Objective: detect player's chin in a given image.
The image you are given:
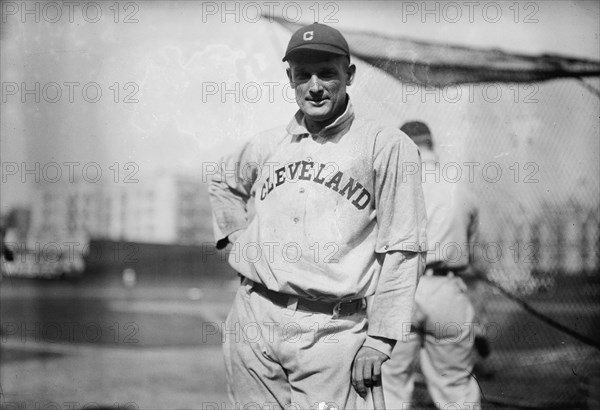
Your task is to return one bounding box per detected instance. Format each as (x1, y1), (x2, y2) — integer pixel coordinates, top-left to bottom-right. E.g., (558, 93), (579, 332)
(302, 104), (333, 122)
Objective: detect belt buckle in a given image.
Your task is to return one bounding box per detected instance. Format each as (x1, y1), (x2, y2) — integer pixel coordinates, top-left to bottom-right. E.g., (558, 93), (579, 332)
(332, 301), (343, 318)
(333, 299), (364, 318)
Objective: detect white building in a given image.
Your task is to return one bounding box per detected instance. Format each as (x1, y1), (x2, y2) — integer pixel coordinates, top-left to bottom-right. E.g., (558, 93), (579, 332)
(27, 172), (211, 247)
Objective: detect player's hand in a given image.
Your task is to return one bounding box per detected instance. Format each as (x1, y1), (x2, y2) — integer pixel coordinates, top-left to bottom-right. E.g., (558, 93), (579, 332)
(351, 346), (389, 399)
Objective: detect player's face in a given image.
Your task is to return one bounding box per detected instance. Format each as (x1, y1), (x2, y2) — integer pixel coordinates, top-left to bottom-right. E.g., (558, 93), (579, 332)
(287, 55), (356, 129)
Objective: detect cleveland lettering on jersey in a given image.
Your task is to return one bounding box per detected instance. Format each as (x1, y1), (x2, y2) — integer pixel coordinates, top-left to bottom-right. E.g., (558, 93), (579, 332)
(259, 160), (371, 210)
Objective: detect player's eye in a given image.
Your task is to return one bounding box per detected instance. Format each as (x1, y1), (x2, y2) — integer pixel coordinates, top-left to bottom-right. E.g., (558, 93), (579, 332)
(319, 70), (337, 78)
(293, 71), (310, 81)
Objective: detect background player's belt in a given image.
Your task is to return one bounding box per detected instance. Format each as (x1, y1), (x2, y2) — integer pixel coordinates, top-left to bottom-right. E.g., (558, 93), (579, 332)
(250, 281), (365, 317)
(429, 268), (456, 277)
(425, 264), (467, 277)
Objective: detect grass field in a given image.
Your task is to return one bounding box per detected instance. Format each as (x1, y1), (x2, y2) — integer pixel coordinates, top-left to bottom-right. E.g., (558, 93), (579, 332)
(1, 275), (599, 409)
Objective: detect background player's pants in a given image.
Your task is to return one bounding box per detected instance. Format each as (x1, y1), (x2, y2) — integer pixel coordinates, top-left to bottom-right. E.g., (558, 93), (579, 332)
(223, 281), (369, 409)
(381, 275), (481, 410)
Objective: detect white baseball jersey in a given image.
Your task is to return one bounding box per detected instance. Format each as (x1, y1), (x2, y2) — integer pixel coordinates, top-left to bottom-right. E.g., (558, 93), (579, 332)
(210, 100), (428, 303)
(419, 149), (479, 269)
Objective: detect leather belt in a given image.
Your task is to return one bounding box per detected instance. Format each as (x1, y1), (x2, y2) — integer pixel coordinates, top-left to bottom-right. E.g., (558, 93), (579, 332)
(250, 281), (366, 317)
(425, 267), (462, 277)
(431, 268), (456, 277)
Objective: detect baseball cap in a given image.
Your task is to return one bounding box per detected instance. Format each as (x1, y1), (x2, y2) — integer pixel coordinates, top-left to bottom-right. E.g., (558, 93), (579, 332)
(282, 22), (350, 62)
(400, 121), (433, 148)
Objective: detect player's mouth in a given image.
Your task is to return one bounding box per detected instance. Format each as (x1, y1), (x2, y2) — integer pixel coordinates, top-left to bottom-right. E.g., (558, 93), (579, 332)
(306, 97), (329, 107)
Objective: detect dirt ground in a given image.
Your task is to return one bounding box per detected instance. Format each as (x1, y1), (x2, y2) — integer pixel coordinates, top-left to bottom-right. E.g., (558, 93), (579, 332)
(1, 277), (599, 409)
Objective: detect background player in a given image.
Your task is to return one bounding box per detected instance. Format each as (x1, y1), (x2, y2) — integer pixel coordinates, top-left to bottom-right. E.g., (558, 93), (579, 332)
(382, 121), (481, 409)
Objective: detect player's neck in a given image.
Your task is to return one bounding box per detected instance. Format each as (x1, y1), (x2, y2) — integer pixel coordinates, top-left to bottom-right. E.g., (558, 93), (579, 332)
(305, 96), (349, 134)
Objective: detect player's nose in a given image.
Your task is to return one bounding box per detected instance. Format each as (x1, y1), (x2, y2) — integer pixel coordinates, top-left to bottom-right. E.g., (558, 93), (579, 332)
(308, 74), (324, 93)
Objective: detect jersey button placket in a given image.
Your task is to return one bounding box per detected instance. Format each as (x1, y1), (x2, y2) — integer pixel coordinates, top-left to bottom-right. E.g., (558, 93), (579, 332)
(293, 187), (305, 224)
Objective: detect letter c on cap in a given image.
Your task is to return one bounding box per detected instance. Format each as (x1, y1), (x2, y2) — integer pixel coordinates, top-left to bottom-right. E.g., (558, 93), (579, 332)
(303, 31), (314, 41)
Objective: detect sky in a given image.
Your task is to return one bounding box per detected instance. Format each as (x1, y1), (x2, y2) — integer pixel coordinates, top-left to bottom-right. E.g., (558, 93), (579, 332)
(338, 1), (599, 60)
(1, 0), (599, 214)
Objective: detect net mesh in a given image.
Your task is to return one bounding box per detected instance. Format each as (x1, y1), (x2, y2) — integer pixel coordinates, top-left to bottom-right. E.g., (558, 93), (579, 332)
(359, 76), (600, 408)
(467, 79), (600, 404)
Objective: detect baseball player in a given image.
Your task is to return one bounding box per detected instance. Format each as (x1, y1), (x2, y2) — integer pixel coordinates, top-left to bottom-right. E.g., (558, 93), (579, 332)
(209, 23), (428, 408)
(381, 121), (481, 409)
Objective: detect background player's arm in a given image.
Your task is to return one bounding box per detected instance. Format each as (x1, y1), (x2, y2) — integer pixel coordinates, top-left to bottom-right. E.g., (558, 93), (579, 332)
(208, 141), (259, 249)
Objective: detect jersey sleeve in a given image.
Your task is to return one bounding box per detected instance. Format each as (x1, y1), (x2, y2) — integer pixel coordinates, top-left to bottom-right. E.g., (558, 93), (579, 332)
(367, 250), (425, 342)
(208, 138), (261, 249)
(373, 128), (428, 253)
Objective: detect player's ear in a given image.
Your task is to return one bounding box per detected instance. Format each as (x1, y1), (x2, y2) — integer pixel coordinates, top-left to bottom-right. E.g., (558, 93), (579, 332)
(346, 64), (356, 86)
(286, 67), (295, 89)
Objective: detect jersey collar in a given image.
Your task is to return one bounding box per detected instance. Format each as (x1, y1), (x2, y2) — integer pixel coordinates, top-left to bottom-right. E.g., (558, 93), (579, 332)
(286, 96), (355, 140)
